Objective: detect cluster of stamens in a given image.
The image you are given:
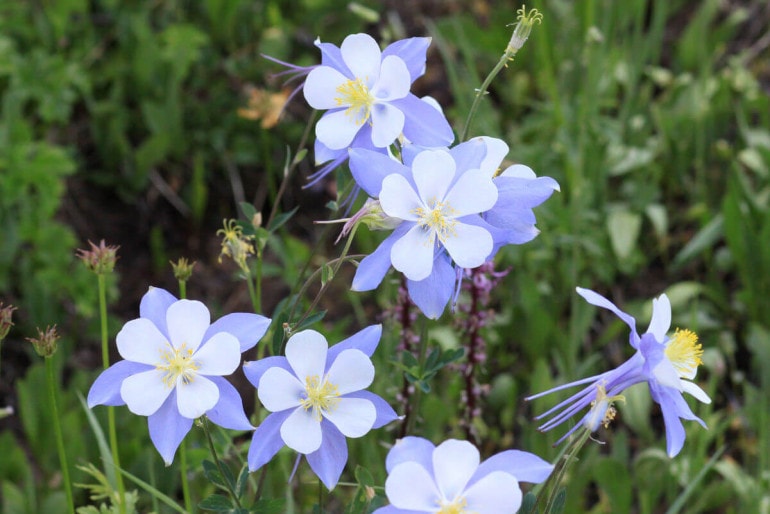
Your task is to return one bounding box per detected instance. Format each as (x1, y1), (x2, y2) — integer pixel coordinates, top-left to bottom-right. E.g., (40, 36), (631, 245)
(335, 78), (373, 125)
(664, 328), (703, 377)
(413, 199), (458, 243)
(300, 375), (340, 420)
(157, 343), (199, 388)
(437, 497), (472, 514)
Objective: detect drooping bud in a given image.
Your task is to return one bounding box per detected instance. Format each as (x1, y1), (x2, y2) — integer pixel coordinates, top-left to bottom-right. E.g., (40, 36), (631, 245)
(27, 325), (60, 358)
(0, 303), (16, 342)
(76, 240), (120, 275)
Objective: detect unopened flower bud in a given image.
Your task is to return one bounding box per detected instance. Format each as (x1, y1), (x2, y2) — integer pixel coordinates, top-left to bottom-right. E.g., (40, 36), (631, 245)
(0, 303), (16, 342)
(77, 240), (120, 275)
(27, 325), (60, 358)
(170, 258), (196, 283)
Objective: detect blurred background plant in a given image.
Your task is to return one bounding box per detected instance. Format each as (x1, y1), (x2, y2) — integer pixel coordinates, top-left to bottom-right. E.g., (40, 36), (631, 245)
(0, 0), (768, 512)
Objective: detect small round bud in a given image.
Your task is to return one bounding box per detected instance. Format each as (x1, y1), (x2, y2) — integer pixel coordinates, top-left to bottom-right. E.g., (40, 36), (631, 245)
(27, 325), (60, 358)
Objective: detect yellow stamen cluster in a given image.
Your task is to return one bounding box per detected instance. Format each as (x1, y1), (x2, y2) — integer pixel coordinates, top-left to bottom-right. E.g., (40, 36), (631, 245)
(587, 383), (625, 430)
(665, 328), (703, 377)
(157, 343), (199, 388)
(437, 497), (473, 514)
(300, 375), (340, 420)
(217, 219), (255, 274)
(413, 199), (458, 243)
(335, 78), (374, 125)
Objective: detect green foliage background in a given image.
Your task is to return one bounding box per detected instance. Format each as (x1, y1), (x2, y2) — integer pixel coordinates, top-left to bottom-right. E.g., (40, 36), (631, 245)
(1, 0), (769, 512)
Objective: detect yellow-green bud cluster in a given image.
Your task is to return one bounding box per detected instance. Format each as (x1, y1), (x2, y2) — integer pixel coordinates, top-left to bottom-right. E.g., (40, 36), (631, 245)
(170, 258), (196, 282)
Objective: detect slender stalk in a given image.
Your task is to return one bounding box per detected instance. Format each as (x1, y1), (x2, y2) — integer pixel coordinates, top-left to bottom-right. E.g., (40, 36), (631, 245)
(317, 479), (324, 513)
(459, 52), (511, 142)
(202, 418), (243, 510)
(404, 317), (430, 435)
(178, 440), (193, 513)
(535, 427), (592, 514)
(175, 279), (193, 513)
(46, 357), (75, 514)
(98, 274), (127, 514)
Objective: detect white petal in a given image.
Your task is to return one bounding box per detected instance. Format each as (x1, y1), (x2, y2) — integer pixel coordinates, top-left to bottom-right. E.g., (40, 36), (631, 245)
(340, 33), (381, 83)
(258, 367), (305, 411)
(390, 224), (436, 281)
(285, 330), (328, 381)
(370, 102), (405, 147)
(442, 223), (493, 268)
(681, 380), (712, 404)
(646, 294), (671, 342)
(372, 56), (410, 101)
(412, 150), (455, 205)
(304, 66), (351, 109)
(432, 440), (480, 501)
(117, 318), (170, 365)
(193, 332), (241, 376)
(315, 109), (363, 150)
(479, 137), (509, 177)
(500, 163), (536, 179)
(166, 300), (210, 353)
(652, 359), (683, 391)
(176, 375), (219, 419)
(380, 174), (422, 220)
(121, 369), (173, 416)
(323, 397), (375, 438)
(463, 471), (522, 514)
(281, 407), (322, 454)
(385, 461), (441, 510)
(443, 169), (498, 216)
(325, 349), (374, 395)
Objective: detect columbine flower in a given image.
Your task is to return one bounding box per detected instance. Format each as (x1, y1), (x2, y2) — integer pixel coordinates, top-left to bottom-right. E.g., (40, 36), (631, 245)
(374, 437), (553, 514)
(244, 325), (398, 490)
(527, 287), (711, 457)
(88, 287), (270, 464)
(348, 137), (558, 318)
(302, 33), (453, 185)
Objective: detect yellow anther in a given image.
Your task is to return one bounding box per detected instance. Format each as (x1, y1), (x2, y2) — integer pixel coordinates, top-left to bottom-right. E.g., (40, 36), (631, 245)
(437, 497), (474, 514)
(665, 328), (703, 377)
(156, 343), (199, 388)
(335, 78), (374, 125)
(412, 199), (458, 243)
(300, 375), (340, 420)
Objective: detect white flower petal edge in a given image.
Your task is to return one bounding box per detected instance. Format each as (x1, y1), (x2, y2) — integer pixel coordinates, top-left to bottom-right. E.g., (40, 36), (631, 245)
(646, 294), (671, 342)
(385, 461), (441, 511)
(281, 406), (323, 454)
(194, 332), (241, 375)
(325, 349), (374, 394)
(304, 66), (350, 109)
(316, 110), (366, 150)
(323, 397), (376, 438)
(166, 300), (210, 352)
(432, 440), (479, 502)
(372, 55), (411, 101)
(442, 223), (493, 269)
(379, 174), (422, 220)
(463, 471), (522, 514)
(682, 380), (712, 404)
(390, 223), (436, 281)
(116, 318), (171, 365)
(285, 330), (328, 381)
(258, 367), (305, 412)
(176, 374), (220, 419)
(340, 33), (381, 82)
(370, 103), (406, 147)
(121, 369), (173, 416)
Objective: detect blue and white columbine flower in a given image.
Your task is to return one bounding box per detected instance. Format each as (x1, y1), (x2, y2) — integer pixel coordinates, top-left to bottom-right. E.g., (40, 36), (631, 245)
(302, 33), (453, 184)
(88, 287), (270, 464)
(348, 137), (558, 318)
(527, 287), (711, 457)
(244, 325), (398, 490)
(374, 437), (553, 514)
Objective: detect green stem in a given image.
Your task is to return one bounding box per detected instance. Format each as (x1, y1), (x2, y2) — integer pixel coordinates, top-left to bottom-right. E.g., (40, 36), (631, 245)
(98, 274), (127, 514)
(179, 440), (193, 513)
(178, 279), (187, 301)
(202, 419), (243, 510)
(536, 427), (592, 514)
(46, 357), (75, 514)
(405, 317), (430, 435)
(459, 45), (520, 142)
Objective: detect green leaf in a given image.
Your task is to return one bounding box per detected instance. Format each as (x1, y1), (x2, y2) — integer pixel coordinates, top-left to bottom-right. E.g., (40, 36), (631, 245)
(320, 263), (334, 286)
(672, 214), (723, 269)
(239, 202), (258, 222)
(606, 207), (641, 260)
(250, 498), (286, 513)
(354, 465), (374, 487)
(198, 494), (233, 512)
(202, 460), (227, 490)
(519, 492), (538, 514)
(235, 463), (249, 499)
(268, 206), (299, 233)
(294, 310), (327, 332)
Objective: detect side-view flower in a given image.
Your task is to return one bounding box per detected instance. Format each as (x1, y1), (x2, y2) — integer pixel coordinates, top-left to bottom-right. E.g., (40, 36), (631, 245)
(87, 286), (271, 464)
(527, 287), (711, 457)
(374, 437), (553, 514)
(243, 324), (398, 490)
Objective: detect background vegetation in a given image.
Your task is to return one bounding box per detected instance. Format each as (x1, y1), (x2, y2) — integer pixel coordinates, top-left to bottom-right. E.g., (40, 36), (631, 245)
(1, 0), (769, 512)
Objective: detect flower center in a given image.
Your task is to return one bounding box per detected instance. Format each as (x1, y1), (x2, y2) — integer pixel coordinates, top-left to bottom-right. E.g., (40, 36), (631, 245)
(157, 343), (199, 388)
(300, 375), (340, 420)
(586, 383), (625, 431)
(664, 328), (703, 377)
(335, 78), (374, 125)
(413, 199), (458, 243)
(436, 497), (473, 514)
